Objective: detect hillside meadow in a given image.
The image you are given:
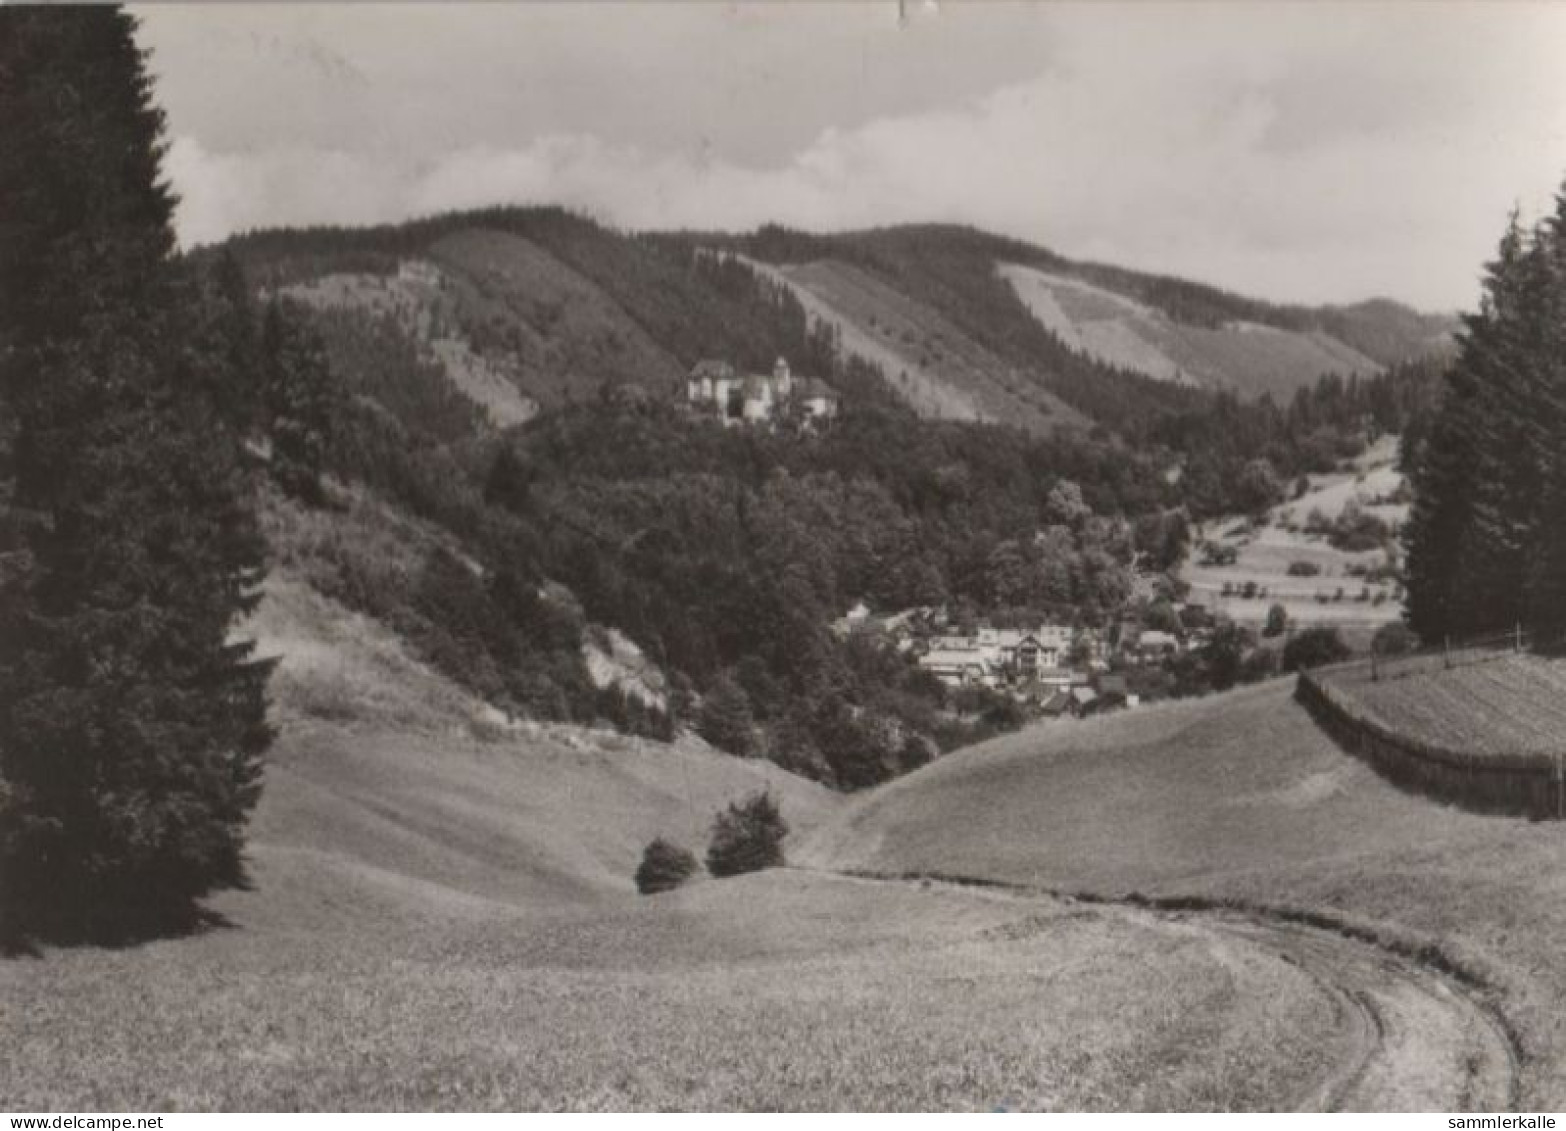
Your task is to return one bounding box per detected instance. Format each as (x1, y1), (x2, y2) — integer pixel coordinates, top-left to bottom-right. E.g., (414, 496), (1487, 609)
(0, 571), (1372, 1112)
(807, 678), (1566, 1107)
(1186, 436), (1407, 636)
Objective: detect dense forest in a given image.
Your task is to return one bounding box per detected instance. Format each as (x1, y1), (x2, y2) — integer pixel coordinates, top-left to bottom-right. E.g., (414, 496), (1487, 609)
(224, 208), (1447, 518)
(198, 203), (1459, 789)
(1403, 186), (1566, 646)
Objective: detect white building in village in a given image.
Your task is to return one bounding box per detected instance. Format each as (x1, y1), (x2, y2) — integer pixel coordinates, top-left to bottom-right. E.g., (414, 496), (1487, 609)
(918, 625), (1085, 688)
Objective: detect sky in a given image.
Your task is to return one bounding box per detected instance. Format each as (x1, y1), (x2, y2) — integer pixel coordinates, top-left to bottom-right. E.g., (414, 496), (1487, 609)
(136, 2), (1566, 311)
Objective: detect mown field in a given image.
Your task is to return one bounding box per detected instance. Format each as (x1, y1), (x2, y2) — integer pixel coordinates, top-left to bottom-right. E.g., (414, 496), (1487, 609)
(807, 679), (1566, 1107)
(1, 572), (1361, 1112)
(7, 491), (1559, 1110)
(1318, 650), (1566, 760)
(1185, 436), (1407, 636)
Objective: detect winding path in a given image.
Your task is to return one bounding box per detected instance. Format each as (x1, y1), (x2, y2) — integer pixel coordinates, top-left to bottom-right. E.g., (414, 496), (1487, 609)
(1191, 911), (1517, 1111)
(826, 871), (1519, 1111)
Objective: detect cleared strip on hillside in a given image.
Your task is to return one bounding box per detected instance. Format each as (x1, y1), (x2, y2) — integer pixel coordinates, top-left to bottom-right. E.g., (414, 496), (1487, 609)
(749, 256), (1092, 435)
(999, 261), (1384, 402)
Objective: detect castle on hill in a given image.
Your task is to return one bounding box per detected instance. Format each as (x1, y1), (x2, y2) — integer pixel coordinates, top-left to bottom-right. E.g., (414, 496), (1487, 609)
(685, 357), (840, 426)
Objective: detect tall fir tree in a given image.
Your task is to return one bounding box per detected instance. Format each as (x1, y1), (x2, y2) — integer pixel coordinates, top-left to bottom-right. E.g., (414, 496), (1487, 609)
(1456, 220), (1551, 635)
(1406, 213), (1530, 640)
(1524, 189), (1566, 643)
(1405, 182), (1566, 646)
(0, 8), (273, 938)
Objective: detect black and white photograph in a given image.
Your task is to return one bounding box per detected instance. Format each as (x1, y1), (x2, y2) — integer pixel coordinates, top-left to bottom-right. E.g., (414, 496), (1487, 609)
(4, 0), (1566, 1114)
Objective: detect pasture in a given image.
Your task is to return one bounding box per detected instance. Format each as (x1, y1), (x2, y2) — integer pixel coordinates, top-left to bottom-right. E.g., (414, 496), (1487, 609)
(6, 560), (1563, 1109)
(1317, 650), (1566, 761)
(1184, 436), (1407, 636)
(0, 573), (1366, 1111)
(809, 679), (1566, 1107)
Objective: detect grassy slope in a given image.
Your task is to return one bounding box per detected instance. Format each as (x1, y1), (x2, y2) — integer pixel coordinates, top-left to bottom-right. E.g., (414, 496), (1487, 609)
(1185, 436), (1406, 634)
(1321, 650), (1566, 760)
(768, 259), (1091, 435)
(740, 254), (989, 425)
(805, 678), (1566, 1106)
(3, 572), (1357, 1111)
(1000, 262), (1383, 402)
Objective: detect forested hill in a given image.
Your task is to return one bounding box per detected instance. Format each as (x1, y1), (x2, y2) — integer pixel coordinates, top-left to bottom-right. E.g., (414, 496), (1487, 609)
(679, 222), (1458, 413)
(215, 209), (1455, 442)
(200, 206), (1450, 789)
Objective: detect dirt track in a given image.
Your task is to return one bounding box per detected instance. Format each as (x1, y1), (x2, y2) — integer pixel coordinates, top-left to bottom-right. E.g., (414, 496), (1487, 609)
(1189, 912), (1517, 1111)
(830, 872), (1519, 1112)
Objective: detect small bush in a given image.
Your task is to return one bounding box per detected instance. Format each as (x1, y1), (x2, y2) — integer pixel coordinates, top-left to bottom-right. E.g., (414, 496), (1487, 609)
(635, 838), (699, 895)
(1199, 541), (1238, 567)
(1286, 560), (1321, 577)
(706, 791), (789, 877)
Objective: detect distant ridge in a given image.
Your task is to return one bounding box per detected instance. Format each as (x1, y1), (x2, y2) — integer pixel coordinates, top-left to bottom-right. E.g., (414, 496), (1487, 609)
(217, 207), (1456, 438)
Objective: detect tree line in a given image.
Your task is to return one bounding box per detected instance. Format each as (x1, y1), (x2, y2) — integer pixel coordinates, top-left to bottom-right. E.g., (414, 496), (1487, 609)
(1404, 186), (1566, 646)
(0, 9), (281, 939)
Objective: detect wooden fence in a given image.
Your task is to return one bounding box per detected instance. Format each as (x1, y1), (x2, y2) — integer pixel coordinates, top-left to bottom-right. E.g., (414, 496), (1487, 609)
(1295, 669), (1566, 819)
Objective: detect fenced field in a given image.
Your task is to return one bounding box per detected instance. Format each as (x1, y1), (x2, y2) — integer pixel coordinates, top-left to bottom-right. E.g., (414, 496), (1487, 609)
(1299, 632), (1566, 818)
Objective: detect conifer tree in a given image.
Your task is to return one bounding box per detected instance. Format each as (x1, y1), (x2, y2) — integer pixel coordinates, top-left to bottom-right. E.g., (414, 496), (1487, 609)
(1405, 181), (1566, 646)
(0, 7), (272, 938)
(260, 299), (338, 506)
(1524, 188), (1566, 644)
(1457, 222), (1551, 634)
(1406, 213), (1532, 640)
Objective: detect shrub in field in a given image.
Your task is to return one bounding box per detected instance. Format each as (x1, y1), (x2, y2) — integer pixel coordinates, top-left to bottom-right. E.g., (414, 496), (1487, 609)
(634, 838), (699, 895)
(1287, 560), (1321, 577)
(706, 791), (788, 877)
(1284, 627), (1351, 672)
(1200, 541), (1238, 567)
(1263, 604), (1289, 638)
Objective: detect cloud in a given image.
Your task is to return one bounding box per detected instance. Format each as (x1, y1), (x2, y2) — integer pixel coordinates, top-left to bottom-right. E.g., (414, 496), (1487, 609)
(156, 4), (1566, 309)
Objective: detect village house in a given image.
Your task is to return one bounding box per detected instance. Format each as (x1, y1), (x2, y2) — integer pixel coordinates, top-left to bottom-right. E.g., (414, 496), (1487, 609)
(686, 357), (840, 426)
(1131, 629), (1182, 662)
(918, 646), (995, 687)
(918, 623), (1081, 688)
